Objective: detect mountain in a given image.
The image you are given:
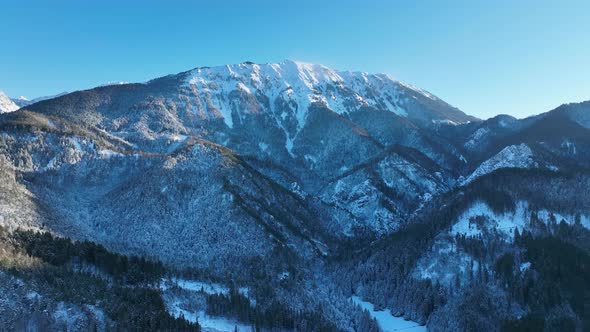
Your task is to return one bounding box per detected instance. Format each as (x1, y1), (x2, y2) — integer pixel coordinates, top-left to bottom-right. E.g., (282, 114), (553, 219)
(19, 60), (477, 234)
(10, 92), (69, 108)
(10, 96), (30, 108)
(0, 60), (589, 331)
(0, 91), (19, 114)
(24, 60), (475, 157)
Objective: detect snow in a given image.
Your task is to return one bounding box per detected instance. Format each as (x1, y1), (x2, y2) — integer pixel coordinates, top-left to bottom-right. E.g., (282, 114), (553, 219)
(561, 139), (577, 155)
(98, 149), (124, 159)
(289, 182), (306, 198)
(414, 199), (590, 285)
(99, 81), (130, 87)
(520, 262), (531, 273)
(161, 278), (249, 297)
(26, 291), (40, 300)
(463, 144), (537, 184)
(414, 240), (481, 285)
(10, 91), (69, 107)
(182, 60), (451, 157)
(167, 300), (250, 332)
(196, 311), (250, 332)
(0, 90), (20, 113)
(162, 278), (252, 331)
(236, 82), (251, 94)
(451, 200), (590, 239)
(69, 137), (83, 151)
(165, 134), (189, 152)
(451, 201), (528, 238)
(537, 209), (590, 228)
(285, 137), (295, 156)
(52, 302), (70, 323)
(351, 296), (426, 332)
(44, 157), (58, 170)
(398, 81), (438, 101)
(464, 127), (490, 150)
(304, 154), (318, 165)
(432, 119), (459, 126)
(172, 134), (188, 142)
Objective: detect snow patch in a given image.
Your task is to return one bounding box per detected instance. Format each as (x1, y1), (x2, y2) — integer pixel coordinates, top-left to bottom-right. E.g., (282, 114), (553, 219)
(451, 201), (529, 238)
(161, 278), (248, 297)
(520, 262), (531, 273)
(351, 296), (426, 332)
(172, 134), (188, 142)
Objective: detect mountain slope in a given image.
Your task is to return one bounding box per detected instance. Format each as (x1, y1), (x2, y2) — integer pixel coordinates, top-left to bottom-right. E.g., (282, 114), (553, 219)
(16, 60), (477, 235)
(0, 91), (19, 114)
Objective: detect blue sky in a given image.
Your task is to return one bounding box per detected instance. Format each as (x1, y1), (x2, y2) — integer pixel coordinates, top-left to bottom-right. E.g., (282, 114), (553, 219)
(1, 0), (588, 119)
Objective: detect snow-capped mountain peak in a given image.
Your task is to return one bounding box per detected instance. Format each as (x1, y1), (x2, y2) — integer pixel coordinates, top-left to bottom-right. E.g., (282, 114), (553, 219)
(0, 90), (19, 113)
(180, 60), (472, 141)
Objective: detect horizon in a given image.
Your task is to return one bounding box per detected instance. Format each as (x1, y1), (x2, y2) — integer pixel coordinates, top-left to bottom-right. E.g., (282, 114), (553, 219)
(1, 0), (589, 119)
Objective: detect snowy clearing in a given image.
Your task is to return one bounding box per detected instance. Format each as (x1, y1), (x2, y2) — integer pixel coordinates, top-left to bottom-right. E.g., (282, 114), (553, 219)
(168, 302), (250, 332)
(351, 296), (426, 332)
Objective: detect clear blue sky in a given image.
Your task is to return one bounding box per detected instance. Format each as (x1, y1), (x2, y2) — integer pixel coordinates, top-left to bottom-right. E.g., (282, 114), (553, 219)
(1, 0), (589, 119)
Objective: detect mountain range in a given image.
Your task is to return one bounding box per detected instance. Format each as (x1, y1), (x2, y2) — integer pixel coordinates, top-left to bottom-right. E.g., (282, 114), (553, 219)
(0, 60), (589, 331)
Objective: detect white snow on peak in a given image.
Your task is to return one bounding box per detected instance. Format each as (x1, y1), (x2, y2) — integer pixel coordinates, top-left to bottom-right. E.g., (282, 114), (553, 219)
(186, 60), (436, 127)
(397, 81), (439, 101)
(99, 81), (130, 87)
(281, 59), (344, 88)
(0, 90), (20, 113)
(181, 60), (444, 154)
(463, 143), (537, 185)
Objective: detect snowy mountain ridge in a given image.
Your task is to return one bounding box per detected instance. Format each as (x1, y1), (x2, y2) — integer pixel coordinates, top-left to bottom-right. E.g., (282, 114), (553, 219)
(462, 143), (539, 184)
(177, 60), (472, 154)
(0, 91), (19, 114)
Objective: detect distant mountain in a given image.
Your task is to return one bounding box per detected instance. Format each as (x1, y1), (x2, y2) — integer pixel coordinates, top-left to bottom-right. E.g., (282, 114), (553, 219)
(0, 91), (19, 113)
(11, 91), (69, 108)
(10, 96), (30, 108)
